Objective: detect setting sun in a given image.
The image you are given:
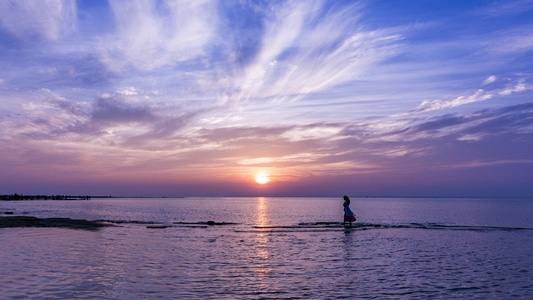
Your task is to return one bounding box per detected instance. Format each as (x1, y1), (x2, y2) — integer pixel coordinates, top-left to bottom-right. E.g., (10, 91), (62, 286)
(255, 172), (270, 185)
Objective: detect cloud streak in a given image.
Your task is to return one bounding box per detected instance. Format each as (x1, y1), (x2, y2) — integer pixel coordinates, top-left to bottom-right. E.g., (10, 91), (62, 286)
(412, 81), (533, 113)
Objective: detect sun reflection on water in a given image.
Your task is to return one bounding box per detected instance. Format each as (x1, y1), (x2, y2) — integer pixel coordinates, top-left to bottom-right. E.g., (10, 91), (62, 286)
(256, 197), (268, 228)
(253, 197), (272, 290)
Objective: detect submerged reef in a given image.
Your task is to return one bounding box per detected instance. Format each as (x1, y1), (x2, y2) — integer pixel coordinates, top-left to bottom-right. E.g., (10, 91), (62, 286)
(0, 216), (112, 230)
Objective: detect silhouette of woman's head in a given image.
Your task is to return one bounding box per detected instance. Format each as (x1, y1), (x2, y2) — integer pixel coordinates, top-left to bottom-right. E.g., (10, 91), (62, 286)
(343, 195), (350, 204)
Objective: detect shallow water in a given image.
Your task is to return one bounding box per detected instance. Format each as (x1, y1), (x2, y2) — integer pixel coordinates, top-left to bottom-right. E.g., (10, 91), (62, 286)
(1, 197), (533, 299)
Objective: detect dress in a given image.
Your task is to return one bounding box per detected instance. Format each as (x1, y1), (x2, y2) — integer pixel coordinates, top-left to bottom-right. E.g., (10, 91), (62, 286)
(343, 202), (356, 222)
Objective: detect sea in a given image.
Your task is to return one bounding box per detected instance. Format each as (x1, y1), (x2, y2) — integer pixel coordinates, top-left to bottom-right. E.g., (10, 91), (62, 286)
(1, 197), (533, 299)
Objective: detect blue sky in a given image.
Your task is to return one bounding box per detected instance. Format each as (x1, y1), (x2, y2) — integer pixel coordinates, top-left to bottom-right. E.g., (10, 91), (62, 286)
(1, 0), (532, 197)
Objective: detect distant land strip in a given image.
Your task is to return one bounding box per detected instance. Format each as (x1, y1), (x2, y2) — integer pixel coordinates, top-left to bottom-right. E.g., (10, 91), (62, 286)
(0, 194), (113, 200)
(0, 194), (183, 200)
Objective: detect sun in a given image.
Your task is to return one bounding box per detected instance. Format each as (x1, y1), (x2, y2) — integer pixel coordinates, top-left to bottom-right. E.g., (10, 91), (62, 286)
(255, 172), (270, 185)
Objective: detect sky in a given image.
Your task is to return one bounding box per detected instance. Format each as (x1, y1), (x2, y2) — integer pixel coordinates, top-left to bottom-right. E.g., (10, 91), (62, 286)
(1, 0), (533, 197)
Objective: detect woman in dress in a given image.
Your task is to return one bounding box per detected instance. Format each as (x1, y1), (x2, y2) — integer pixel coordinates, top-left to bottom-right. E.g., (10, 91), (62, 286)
(343, 195), (356, 226)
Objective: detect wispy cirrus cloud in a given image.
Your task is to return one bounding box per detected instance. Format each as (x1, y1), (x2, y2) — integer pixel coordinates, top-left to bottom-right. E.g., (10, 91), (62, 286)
(99, 0), (217, 72)
(483, 25), (533, 56)
(475, 0), (533, 18)
(0, 0), (76, 40)
(221, 1), (402, 103)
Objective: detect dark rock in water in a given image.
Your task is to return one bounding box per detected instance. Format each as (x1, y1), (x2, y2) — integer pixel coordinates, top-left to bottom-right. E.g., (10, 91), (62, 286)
(3, 211), (14, 215)
(146, 225), (170, 229)
(172, 221), (239, 227)
(0, 216), (113, 230)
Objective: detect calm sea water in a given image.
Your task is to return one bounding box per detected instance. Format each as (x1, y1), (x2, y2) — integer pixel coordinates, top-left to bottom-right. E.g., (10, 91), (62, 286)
(1, 197), (533, 299)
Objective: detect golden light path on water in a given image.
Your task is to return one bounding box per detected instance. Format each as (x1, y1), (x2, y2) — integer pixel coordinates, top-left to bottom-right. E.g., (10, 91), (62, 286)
(254, 197), (270, 289)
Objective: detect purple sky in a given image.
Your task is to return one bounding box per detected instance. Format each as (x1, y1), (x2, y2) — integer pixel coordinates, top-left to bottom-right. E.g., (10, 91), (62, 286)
(1, 0), (533, 197)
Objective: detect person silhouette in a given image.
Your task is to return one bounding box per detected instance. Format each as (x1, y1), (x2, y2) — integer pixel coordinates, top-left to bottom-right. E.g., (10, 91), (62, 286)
(343, 195), (356, 226)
